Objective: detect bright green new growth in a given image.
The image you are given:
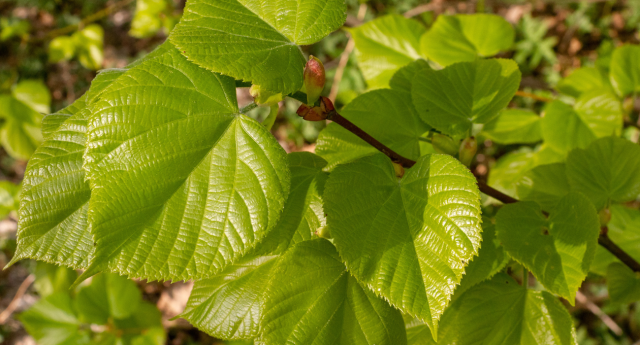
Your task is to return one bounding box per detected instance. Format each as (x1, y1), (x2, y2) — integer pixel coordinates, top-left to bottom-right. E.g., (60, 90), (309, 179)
(496, 192), (600, 303)
(171, 0), (347, 94)
(324, 153), (482, 337)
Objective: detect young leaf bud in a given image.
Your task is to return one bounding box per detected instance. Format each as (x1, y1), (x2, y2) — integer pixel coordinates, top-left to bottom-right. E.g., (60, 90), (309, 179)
(304, 55), (325, 105)
(599, 208), (611, 227)
(393, 162), (405, 178)
(431, 134), (459, 156)
(296, 97), (334, 121)
(315, 226), (331, 239)
(459, 136), (478, 167)
(250, 84), (283, 106)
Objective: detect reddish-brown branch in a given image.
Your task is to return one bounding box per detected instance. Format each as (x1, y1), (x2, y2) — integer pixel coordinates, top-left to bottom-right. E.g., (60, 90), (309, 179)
(321, 108), (640, 273)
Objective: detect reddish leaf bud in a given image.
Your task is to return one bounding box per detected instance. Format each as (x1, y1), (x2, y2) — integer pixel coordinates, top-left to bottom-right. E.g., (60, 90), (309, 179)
(459, 136), (478, 167)
(304, 55), (325, 105)
(296, 104), (325, 121)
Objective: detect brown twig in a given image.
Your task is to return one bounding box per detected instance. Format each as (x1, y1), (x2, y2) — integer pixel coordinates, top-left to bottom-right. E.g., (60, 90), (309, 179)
(576, 291), (624, 336)
(28, 0), (135, 42)
(0, 274), (35, 324)
(321, 107), (640, 273)
(328, 4), (367, 102)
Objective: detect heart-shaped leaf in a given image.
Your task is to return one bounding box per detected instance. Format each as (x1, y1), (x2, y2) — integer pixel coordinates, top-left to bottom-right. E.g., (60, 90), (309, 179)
(349, 14), (426, 88)
(496, 192), (600, 303)
(262, 239), (407, 345)
(324, 153), (482, 337)
(420, 14), (514, 67)
(411, 59), (520, 138)
(566, 136), (640, 210)
(82, 48), (290, 282)
(428, 274), (578, 344)
(171, 0), (346, 94)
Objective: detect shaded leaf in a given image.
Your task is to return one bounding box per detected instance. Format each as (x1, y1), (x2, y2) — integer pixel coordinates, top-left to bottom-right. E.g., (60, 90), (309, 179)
(481, 108), (542, 144)
(517, 163), (571, 211)
(75, 273), (142, 324)
(610, 44), (640, 97)
(607, 262), (640, 305)
(591, 205), (640, 276)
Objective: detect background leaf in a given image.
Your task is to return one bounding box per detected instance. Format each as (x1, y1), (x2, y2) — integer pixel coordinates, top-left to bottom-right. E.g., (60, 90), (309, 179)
(0, 95), (43, 160)
(481, 108), (542, 144)
(517, 163), (571, 211)
(609, 44), (640, 97)
(607, 262), (640, 305)
(590, 205), (640, 276)
(18, 293), (90, 345)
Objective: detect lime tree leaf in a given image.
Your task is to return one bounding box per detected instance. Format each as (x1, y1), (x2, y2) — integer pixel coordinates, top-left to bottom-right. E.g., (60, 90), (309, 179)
(610, 45), (640, 97)
(566, 136), (640, 210)
(607, 262), (640, 304)
(420, 14), (514, 67)
(75, 273), (142, 324)
(349, 14), (426, 88)
(262, 239), (407, 345)
(429, 274), (578, 344)
(12, 79), (51, 114)
(181, 152), (328, 340)
(0, 95), (43, 160)
(556, 67), (610, 98)
(389, 58), (431, 95)
(591, 205), (640, 276)
(49, 36), (76, 63)
(42, 95), (86, 140)
(181, 255), (278, 340)
(324, 153), (482, 336)
(481, 109), (542, 144)
(33, 262), (77, 297)
(18, 293), (91, 345)
(171, 0), (346, 94)
(112, 302), (165, 344)
(453, 221), (509, 299)
(517, 163), (571, 211)
(72, 24), (104, 70)
(496, 192), (600, 303)
(82, 48), (290, 282)
(541, 92), (622, 155)
(406, 318), (434, 345)
(0, 180), (19, 218)
(411, 59), (520, 138)
(316, 89), (428, 170)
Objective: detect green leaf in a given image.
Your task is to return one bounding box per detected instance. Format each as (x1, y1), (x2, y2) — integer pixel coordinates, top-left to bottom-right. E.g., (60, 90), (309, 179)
(181, 152), (327, 339)
(349, 14), (426, 88)
(591, 205), (640, 276)
(610, 44), (640, 97)
(481, 108), (542, 144)
(75, 272), (142, 324)
(0, 180), (19, 218)
(556, 67), (609, 98)
(49, 36), (77, 63)
(607, 262), (640, 305)
(389, 58), (431, 95)
(171, 0), (346, 94)
(316, 89), (428, 170)
(496, 192), (600, 303)
(262, 239), (407, 345)
(541, 92), (622, 155)
(130, 0), (171, 38)
(72, 24), (104, 70)
(453, 221), (509, 298)
(411, 59), (520, 138)
(0, 95), (43, 160)
(18, 293), (91, 345)
(82, 48), (290, 282)
(324, 153), (482, 336)
(182, 255), (278, 340)
(42, 95), (86, 140)
(12, 79), (52, 114)
(517, 163), (571, 211)
(429, 274), (578, 344)
(33, 262), (78, 297)
(566, 136), (640, 210)
(256, 152), (328, 255)
(112, 302), (164, 344)
(420, 14), (514, 67)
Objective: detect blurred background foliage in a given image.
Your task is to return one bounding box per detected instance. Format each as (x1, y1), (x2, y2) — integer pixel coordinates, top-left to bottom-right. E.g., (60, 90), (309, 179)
(0, 0), (639, 344)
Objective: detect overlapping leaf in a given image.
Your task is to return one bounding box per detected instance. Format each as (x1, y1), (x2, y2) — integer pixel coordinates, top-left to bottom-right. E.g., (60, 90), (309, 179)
(496, 192), (600, 303)
(607, 262), (640, 305)
(517, 163), (570, 211)
(82, 48), (290, 282)
(426, 274), (578, 344)
(411, 59), (520, 138)
(316, 89), (428, 170)
(181, 152), (327, 339)
(171, 0), (346, 94)
(591, 205), (640, 275)
(610, 44), (640, 97)
(420, 14), (514, 67)
(566, 136), (640, 210)
(349, 14), (426, 88)
(556, 67), (610, 98)
(262, 239), (407, 345)
(324, 153), (482, 337)
(481, 109), (542, 144)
